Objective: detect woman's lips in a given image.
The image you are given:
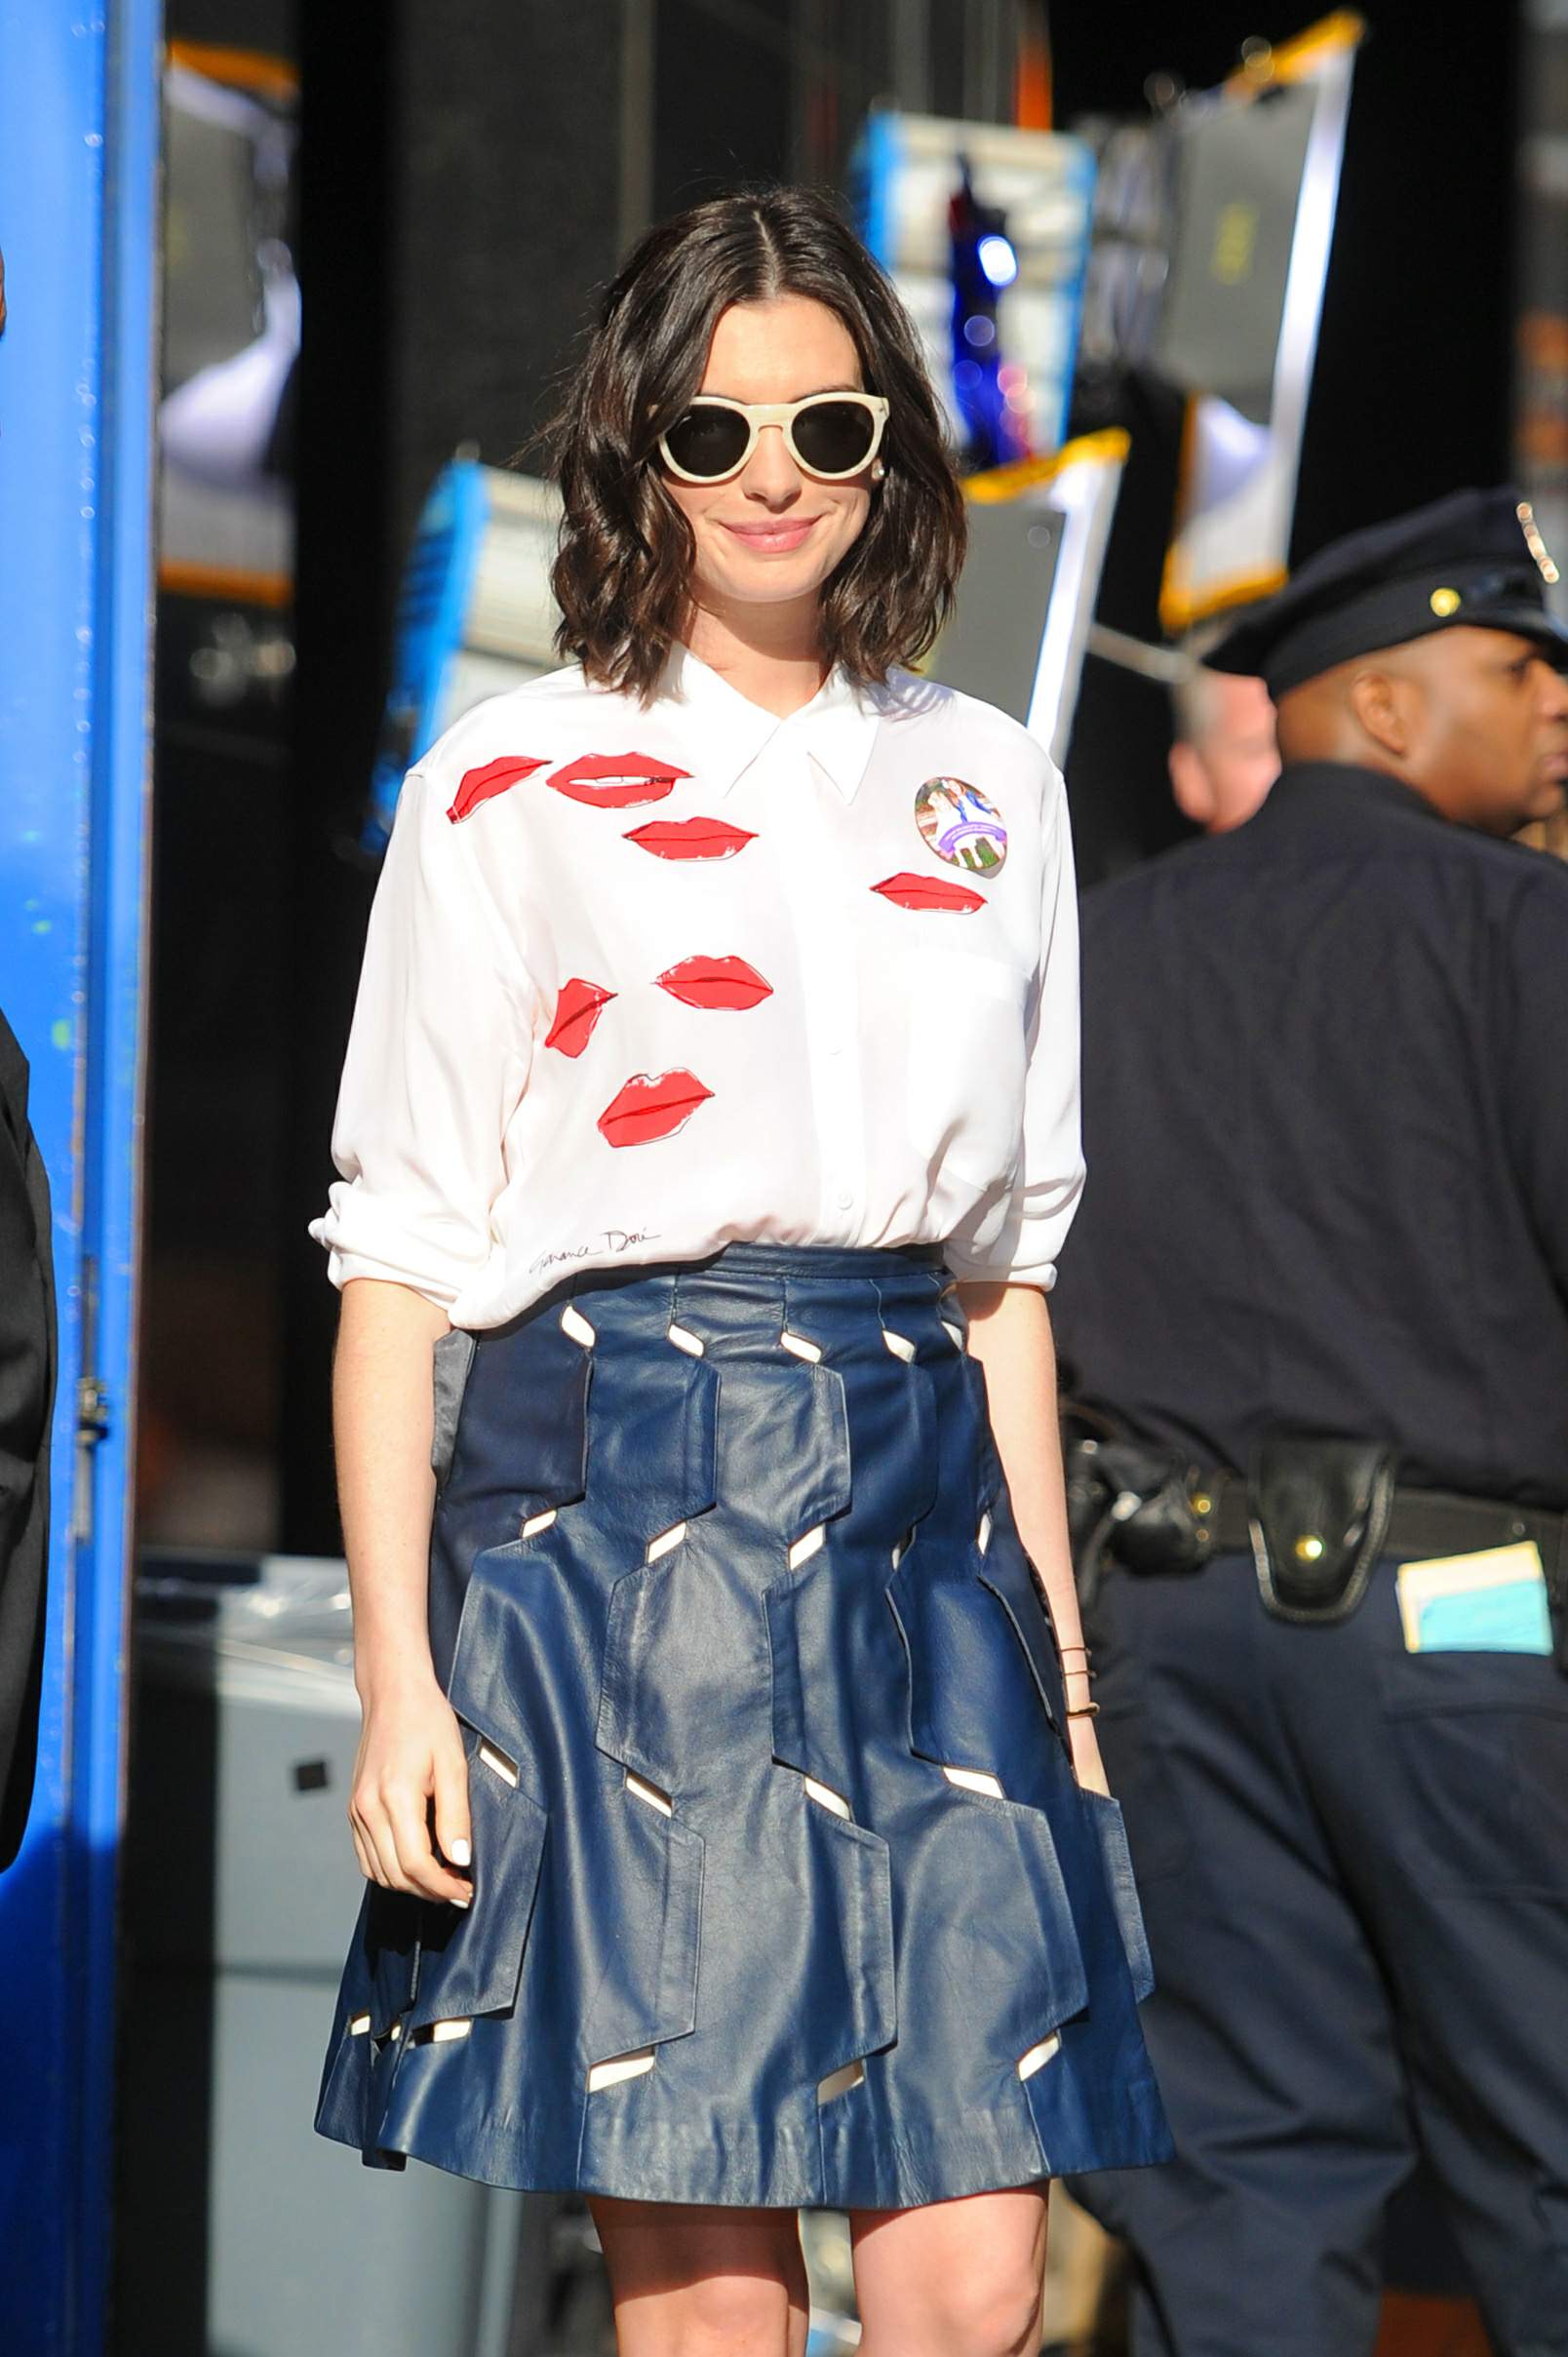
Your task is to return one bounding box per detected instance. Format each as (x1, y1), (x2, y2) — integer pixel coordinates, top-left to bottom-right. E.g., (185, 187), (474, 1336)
(548, 751), (690, 807)
(624, 816), (757, 861)
(447, 754), (549, 823)
(544, 976), (616, 1057)
(597, 1069), (714, 1148)
(655, 954), (773, 1010)
(872, 871), (986, 914)
(721, 517), (821, 555)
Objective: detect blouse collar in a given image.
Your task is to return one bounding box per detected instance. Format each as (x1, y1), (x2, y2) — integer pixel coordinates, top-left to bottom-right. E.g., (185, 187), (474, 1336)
(660, 644), (882, 803)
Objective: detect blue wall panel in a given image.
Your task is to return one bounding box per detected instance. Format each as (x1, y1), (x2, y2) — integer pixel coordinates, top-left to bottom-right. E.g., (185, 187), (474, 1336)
(0, 1), (160, 2347)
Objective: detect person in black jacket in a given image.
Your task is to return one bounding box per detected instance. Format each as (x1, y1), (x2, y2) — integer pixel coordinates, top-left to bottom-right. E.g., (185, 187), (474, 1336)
(1052, 488), (1568, 2357)
(0, 1006), (57, 1870)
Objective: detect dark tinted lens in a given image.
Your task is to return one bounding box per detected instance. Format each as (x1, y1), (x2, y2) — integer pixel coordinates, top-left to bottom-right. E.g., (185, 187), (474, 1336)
(663, 405), (750, 478)
(791, 399), (877, 475)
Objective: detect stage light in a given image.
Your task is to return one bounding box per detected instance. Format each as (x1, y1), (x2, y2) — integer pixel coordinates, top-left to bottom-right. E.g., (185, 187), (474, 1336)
(363, 458), (564, 853)
(927, 430), (1130, 765)
(851, 111), (1094, 463)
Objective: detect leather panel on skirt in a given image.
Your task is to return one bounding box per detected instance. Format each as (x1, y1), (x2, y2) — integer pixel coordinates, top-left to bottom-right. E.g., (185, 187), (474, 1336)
(315, 1242), (1171, 2204)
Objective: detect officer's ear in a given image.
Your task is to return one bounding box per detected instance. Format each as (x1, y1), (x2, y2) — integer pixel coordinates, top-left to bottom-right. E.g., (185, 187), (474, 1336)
(1348, 665), (1415, 761)
(1168, 739), (1217, 829)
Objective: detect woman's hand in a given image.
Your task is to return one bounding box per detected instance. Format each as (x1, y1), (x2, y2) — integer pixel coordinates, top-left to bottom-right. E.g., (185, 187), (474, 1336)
(1066, 1709), (1111, 1798)
(956, 1282), (1114, 1799)
(348, 1670), (474, 1906)
(332, 1278), (469, 1903)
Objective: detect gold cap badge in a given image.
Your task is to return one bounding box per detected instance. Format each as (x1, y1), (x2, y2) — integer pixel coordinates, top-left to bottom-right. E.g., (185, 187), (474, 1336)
(1430, 587), (1462, 617)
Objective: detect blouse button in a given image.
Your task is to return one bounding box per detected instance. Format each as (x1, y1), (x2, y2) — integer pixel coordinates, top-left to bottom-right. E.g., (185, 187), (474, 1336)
(836, 1189), (854, 1210)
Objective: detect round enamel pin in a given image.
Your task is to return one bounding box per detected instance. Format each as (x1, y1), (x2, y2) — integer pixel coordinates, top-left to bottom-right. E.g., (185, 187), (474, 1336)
(914, 776), (1007, 875)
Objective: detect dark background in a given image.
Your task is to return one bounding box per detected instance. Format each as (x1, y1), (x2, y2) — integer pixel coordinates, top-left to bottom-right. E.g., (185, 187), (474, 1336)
(143, 0), (1519, 1555)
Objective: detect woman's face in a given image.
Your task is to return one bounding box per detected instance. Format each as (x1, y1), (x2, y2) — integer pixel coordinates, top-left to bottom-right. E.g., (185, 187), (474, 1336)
(662, 295), (877, 627)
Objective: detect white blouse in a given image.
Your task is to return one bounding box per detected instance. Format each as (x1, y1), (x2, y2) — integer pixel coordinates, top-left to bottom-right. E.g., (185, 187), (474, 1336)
(311, 648), (1083, 1329)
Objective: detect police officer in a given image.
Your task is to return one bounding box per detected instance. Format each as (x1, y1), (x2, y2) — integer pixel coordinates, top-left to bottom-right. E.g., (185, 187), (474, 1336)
(1051, 488), (1568, 2357)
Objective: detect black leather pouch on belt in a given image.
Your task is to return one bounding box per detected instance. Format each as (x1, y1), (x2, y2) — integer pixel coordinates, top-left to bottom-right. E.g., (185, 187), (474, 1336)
(1248, 1434), (1397, 1625)
(1065, 1434), (1213, 1606)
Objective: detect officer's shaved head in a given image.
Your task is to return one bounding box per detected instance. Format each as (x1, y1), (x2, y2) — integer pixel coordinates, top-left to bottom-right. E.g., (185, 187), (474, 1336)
(1274, 625), (1568, 836)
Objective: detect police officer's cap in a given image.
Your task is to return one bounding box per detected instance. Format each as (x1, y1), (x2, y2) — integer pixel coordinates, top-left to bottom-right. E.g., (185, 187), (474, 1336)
(1204, 488), (1568, 698)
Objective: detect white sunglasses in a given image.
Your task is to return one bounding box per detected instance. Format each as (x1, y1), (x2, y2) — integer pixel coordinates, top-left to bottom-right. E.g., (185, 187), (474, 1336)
(657, 391), (890, 484)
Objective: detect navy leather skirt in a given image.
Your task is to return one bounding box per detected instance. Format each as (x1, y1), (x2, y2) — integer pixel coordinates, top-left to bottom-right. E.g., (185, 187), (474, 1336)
(315, 1242), (1171, 2206)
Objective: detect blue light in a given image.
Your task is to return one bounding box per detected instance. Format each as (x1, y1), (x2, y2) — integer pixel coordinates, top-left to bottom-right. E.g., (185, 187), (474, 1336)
(976, 232), (1018, 289)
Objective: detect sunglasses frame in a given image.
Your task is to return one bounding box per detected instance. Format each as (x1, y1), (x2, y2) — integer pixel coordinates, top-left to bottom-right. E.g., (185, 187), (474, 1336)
(657, 391), (890, 485)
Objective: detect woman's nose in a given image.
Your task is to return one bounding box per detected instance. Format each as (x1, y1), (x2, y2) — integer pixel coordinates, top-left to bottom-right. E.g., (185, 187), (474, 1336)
(739, 423), (802, 502)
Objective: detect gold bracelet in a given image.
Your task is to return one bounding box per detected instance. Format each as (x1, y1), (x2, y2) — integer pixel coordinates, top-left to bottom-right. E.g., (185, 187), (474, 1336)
(1066, 1700), (1101, 1719)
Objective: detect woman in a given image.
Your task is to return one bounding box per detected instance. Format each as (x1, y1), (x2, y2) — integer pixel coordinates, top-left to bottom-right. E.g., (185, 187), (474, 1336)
(312, 187), (1168, 2356)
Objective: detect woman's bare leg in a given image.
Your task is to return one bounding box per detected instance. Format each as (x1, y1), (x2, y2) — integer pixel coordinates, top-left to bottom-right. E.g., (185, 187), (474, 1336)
(850, 2185), (1049, 2357)
(590, 2197), (810, 2357)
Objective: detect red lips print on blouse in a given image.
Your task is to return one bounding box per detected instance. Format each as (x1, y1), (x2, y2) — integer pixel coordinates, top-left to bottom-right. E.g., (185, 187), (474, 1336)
(655, 955), (773, 1011)
(624, 816), (757, 862)
(597, 1070), (715, 1148)
(547, 752), (690, 808)
(871, 871), (986, 914)
(544, 977), (616, 1057)
(447, 754), (549, 823)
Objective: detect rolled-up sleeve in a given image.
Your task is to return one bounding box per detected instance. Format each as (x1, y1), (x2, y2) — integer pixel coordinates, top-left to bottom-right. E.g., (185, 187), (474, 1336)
(309, 769), (537, 1313)
(946, 769), (1084, 1290)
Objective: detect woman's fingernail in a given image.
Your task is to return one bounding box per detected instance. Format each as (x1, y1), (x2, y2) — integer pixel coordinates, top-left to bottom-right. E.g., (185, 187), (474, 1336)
(452, 1891), (471, 1908)
(450, 1837), (471, 1866)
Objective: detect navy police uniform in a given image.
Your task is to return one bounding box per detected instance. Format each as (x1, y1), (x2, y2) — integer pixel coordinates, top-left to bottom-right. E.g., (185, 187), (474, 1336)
(1052, 491), (1568, 2356)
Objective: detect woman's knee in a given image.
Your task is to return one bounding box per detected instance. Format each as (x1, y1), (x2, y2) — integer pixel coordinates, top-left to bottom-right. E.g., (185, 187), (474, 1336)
(592, 2201), (805, 2357)
(889, 2262), (1042, 2357)
(671, 2267), (800, 2354)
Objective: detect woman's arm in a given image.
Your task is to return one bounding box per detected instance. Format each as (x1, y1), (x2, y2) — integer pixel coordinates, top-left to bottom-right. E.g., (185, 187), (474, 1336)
(335, 1276), (475, 1904)
(956, 1278), (1108, 1795)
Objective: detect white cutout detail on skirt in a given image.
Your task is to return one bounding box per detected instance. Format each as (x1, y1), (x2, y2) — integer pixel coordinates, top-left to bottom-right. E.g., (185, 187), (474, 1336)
(625, 1769), (674, 1817)
(817, 2060), (866, 2102)
(414, 2018), (474, 2046)
(588, 2048), (656, 2092)
(1017, 2033), (1061, 2081)
(479, 1739), (520, 1787)
(804, 1776), (852, 1820)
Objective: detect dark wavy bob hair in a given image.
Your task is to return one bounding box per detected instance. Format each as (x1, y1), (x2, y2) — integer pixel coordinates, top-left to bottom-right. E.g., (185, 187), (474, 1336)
(547, 186), (967, 700)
